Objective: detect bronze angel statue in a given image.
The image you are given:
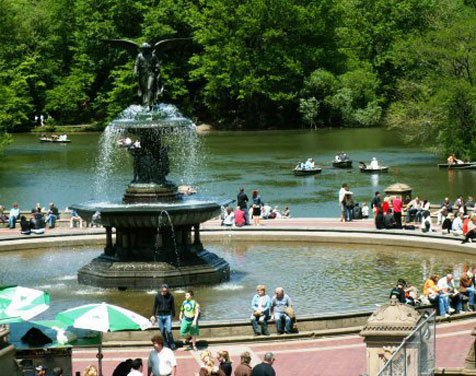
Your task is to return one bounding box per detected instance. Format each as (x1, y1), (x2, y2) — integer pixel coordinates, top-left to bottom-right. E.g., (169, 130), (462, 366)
(107, 38), (190, 109)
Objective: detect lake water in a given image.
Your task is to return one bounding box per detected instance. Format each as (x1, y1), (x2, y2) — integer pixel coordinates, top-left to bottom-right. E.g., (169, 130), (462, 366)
(0, 128), (475, 217)
(0, 240), (473, 320)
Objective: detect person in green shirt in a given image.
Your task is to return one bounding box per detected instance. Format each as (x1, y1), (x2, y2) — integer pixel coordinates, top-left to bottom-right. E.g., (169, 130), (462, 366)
(179, 290), (200, 351)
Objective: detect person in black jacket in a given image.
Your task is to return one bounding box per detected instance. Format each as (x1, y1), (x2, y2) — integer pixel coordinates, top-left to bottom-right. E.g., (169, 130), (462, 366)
(152, 284), (177, 350)
(389, 279), (407, 304)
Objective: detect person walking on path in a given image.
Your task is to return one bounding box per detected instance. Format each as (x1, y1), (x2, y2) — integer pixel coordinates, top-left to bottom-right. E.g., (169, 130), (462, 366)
(147, 334), (177, 376)
(151, 284), (177, 350)
(179, 290), (200, 351)
(237, 188), (250, 225)
(251, 352), (276, 376)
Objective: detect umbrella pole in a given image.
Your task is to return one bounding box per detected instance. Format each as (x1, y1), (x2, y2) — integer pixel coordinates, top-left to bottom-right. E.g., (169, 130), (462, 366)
(98, 332), (103, 376)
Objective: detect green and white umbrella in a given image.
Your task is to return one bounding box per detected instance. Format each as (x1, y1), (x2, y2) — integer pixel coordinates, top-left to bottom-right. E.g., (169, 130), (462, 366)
(56, 303), (152, 376)
(0, 285), (50, 323)
(56, 302), (152, 332)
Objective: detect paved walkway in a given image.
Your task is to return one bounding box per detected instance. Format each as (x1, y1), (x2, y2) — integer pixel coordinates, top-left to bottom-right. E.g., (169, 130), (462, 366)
(72, 318), (476, 375)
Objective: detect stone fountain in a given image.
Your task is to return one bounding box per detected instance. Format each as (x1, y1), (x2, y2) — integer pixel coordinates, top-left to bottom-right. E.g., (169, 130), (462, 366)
(71, 40), (231, 289)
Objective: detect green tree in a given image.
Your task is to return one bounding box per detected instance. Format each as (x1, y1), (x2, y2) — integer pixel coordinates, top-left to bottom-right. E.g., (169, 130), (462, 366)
(387, 1), (476, 159)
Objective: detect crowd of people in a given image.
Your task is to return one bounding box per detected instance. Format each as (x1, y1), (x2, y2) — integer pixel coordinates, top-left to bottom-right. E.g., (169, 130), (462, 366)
(0, 201), (87, 233)
(336, 185), (476, 243)
(221, 188), (291, 227)
(390, 264), (476, 318)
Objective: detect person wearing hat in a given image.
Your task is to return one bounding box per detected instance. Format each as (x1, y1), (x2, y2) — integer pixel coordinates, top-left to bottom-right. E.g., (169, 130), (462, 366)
(151, 284), (176, 350)
(389, 280), (407, 304)
(35, 365), (49, 376)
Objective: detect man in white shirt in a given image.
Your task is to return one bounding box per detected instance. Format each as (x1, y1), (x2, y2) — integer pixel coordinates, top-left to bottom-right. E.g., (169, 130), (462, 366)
(128, 358), (144, 376)
(452, 212), (464, 236)
(369, 157), (379, 169)
(437, 274), (463, 314)
(148, 335), (177, 376)
(338, 184), (348, 222)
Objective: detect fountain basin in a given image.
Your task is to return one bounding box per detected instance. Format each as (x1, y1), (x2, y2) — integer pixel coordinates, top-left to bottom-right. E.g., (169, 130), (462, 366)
(71, 197), (232, 227)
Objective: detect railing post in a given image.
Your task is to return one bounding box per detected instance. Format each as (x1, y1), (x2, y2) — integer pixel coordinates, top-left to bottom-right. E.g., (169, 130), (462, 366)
(404, 344), (407, 375)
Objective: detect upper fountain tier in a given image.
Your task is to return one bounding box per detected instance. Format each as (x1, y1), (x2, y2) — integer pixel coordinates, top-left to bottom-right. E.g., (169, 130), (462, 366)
(110, 104), (195, 131)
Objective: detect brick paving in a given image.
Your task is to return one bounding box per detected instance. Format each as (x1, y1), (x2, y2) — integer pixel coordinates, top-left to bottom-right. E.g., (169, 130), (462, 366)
(71, 319), (476, 376)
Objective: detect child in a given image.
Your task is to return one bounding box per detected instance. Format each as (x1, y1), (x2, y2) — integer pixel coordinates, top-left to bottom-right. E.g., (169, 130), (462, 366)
(179, 290), (200, 351)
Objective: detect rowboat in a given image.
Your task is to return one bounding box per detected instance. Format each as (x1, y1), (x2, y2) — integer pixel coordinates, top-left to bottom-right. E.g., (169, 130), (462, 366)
(332, 160), (352, 168)
(438, 163), (476, 169)
(293, 168), (322, 176)
(39, 138), (71, 143)
(359, 165), (389, 173)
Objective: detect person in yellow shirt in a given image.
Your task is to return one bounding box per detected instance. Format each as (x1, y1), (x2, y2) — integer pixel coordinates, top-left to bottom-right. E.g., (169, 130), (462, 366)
(424, 275), (451, 317)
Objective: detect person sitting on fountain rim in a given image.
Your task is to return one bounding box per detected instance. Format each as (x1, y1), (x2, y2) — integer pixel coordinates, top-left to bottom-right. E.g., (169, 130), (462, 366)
(46, 202), (59, 228)
(423, 275), (451, 317)
(460, 268), (475, 312)
(389, 279), (407, 304)
(271, 287), (293, 334)
(221, 207), (235, 227)
(151, 284), (177, 351)
(383, 208), (397, 229)
(462, 214), (476, 244)
(8, 202), (20, 229)
(437, 274), (463, 314)
(250, 285), (271, 336)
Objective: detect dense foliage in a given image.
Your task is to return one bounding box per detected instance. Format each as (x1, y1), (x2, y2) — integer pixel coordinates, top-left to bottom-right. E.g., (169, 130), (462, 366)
(0, 0), (474, 157)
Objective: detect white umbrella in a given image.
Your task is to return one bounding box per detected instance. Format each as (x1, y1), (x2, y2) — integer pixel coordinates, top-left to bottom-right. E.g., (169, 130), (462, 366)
(0, 285), (50, 323)
(56, 303), (151, 375)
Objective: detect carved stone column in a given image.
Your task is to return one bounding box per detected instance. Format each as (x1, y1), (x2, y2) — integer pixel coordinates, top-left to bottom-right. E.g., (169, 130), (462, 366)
(360, 297), (421, 376)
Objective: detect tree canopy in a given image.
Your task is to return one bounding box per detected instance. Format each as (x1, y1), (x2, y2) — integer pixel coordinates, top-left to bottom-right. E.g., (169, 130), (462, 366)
(0, 0), (474, 158)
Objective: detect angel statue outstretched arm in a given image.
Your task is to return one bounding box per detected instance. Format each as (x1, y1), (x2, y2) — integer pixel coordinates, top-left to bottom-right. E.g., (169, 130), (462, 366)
(106, 38), (192, 110)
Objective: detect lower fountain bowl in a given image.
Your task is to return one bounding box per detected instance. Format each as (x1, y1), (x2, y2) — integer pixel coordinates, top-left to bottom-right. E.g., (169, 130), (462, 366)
(78, 249), (230, 289)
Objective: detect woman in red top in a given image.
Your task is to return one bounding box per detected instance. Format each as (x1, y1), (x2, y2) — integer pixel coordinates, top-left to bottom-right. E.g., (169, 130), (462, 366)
(382, 199), (390, 215)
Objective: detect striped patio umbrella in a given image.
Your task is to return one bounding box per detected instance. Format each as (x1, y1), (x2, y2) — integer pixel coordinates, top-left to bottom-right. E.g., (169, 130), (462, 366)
(0, 285), (50, 323)
(56, 303), (152, 376)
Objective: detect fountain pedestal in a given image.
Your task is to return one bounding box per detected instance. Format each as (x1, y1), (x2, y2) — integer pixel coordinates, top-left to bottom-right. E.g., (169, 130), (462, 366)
(72, 104), (231, 289)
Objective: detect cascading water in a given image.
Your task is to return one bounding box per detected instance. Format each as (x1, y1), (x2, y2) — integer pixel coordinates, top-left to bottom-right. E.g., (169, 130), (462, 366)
(71, 102), (232, 289)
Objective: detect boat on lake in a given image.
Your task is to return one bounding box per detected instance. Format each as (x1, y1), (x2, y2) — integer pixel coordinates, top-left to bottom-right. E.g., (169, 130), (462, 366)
(438, 162), (476, 169)
(359, 164), (389, 173)
(40, 134), (71, 143)
(332, 160), (353, 168)
(294, 168), (322, 176)
(39, 137), (71, 143)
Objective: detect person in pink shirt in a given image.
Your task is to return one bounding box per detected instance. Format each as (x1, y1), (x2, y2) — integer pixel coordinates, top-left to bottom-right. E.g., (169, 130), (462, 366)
(234, 206), (246, 227)
(392, 196), (403, 228)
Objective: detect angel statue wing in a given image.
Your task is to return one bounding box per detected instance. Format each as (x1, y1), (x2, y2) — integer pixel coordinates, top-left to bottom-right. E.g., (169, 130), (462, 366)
(105, 39), (141, 57)
(153, 37), (192, 54)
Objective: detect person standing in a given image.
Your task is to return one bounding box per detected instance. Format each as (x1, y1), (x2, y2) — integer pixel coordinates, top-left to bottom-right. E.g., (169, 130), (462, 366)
(338, 184), (348, 222)
(237, 188), (250, 225)
(151, 284), (177, 350)
(234, 352), (252, 376)
(371, 192), (381, 215)
(251, 190), (263, 226)
(217, 350), (233, 376)
(251, 352), (276, 376)
(8, 202), (20, 229)
(127, 359), (144, 376)
(179, 290), (200, 351)
(147, 335), (177, 376)
(392, 195), (403, 229)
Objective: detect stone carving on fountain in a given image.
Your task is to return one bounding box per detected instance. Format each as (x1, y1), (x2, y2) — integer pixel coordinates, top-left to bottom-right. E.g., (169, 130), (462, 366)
(70, 44), (231, 288)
